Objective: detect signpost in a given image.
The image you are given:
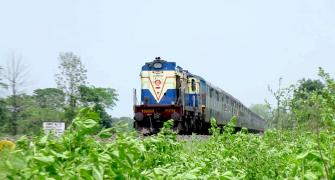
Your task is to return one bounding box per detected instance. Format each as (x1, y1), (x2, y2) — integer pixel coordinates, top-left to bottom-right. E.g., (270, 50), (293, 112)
(43, 122), (65, 137)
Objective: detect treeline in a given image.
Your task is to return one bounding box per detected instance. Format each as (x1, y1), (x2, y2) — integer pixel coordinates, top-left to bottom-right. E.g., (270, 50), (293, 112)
(0, 52), (120, 136)
(250, 67), (334, 132)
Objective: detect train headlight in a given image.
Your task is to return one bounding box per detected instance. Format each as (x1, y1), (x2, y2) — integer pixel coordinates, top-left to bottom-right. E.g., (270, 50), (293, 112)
(153, 63), (162, 69)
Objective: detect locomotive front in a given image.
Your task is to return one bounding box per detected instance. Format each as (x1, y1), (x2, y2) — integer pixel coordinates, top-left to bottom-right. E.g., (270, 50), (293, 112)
(134, 57), (182, 134)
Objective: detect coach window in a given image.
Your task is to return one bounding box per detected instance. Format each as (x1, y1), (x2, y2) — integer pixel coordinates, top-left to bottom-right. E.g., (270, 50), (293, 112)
(216, 91), (219, 101)
(210, 88), (213, 98)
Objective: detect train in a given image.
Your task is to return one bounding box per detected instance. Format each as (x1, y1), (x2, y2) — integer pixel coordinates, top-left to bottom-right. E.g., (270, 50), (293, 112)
(133, 57), (265, 134)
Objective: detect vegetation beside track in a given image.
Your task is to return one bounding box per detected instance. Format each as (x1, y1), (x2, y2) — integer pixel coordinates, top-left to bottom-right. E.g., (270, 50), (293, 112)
(0, 108), (334, 179)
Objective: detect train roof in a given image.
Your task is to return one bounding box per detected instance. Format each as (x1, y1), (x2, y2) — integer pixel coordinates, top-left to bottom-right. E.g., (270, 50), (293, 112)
(182, 68), (245, 107)
(142, 57), (176, 71)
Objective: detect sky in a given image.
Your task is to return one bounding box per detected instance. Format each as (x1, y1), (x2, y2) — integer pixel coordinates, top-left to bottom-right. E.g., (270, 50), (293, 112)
(0, 0), (334, 117)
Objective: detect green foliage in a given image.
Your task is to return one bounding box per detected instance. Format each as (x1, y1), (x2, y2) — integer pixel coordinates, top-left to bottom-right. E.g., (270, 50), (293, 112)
(0, 112), (334, 179)
(0, 109), (181, 179)
(70, 107), (101, 136)
(267, 78), (294, 129)
(5, 94), (36, 135)
(0, 90), (66, 136)
(0, 99), (8, 133)
(289, 68), (335, 130)
(293, 78), (324, 100)
(0, 86), (118, 135)
(79, 85), (119, 128)
(112, 116), (134, 130)
(1, 63), (334, 179)
(266, 68), (335, 131)
(33, 88), (65, 110)
(79, 85), (118, 110)
(1, 53), (119, 136)
(2, 56), (29, 136)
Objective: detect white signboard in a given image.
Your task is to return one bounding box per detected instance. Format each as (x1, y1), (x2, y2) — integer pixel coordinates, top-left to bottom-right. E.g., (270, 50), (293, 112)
(43, 122), (65, 137)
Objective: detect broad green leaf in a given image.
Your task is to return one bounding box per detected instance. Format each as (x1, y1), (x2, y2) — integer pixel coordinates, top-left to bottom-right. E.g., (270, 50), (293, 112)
(221, 171), (239, 180)
(33, 155), (55, 164)
(50, 150), (69, 159)
(92, 166), (103, 180)
(98, 128), (113, 139)
(82, 119), (98, 129)
(181, 174), (197, 180)
(304, 171), (318, 180)
(38, 134), (49, 145)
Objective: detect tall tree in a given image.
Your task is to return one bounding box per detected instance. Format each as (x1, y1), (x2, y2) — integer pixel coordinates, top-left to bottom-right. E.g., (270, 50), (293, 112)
(3, 54), (29, 135)
(0, 99), (8, 133)
(78, 85), (118, 127)
(55, 52), (87, 123)
(0, 66), (8, 133)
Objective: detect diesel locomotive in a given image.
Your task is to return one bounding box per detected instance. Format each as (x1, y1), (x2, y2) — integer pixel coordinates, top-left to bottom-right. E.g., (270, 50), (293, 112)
(133, 57), (265, 134)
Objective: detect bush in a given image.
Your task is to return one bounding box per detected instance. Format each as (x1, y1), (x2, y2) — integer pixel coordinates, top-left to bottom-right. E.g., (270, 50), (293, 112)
(0, 107), (334, 179)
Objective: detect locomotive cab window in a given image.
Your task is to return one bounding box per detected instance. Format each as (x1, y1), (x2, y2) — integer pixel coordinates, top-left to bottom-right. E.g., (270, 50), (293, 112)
(191, 79), (196, 91)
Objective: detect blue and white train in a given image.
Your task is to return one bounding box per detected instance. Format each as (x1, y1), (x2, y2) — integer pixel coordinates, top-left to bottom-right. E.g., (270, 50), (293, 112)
(134, 57), (265, 134)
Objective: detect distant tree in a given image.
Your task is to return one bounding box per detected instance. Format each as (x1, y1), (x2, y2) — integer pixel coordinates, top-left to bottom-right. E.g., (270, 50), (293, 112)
(291, 78), (325, 127)
(78, 86), (118, 109)
(79, 85), (118, 127)
(0, 99), (8, 133)
(0, 66), (8, 133)
(0, 89), (66, 135)
(33, 88), (65, 110)
(250, 104), (272, 121)
(14, 92), (65, 135)
(2, 54), (29, 135)
(293, 79), (324, 100)
(55, 52), (87, 123)
(10, 94), (38, 135)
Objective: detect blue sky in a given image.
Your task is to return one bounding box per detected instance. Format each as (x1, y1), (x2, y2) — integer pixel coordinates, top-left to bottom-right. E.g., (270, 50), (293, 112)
(0, 0), (334, 117)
